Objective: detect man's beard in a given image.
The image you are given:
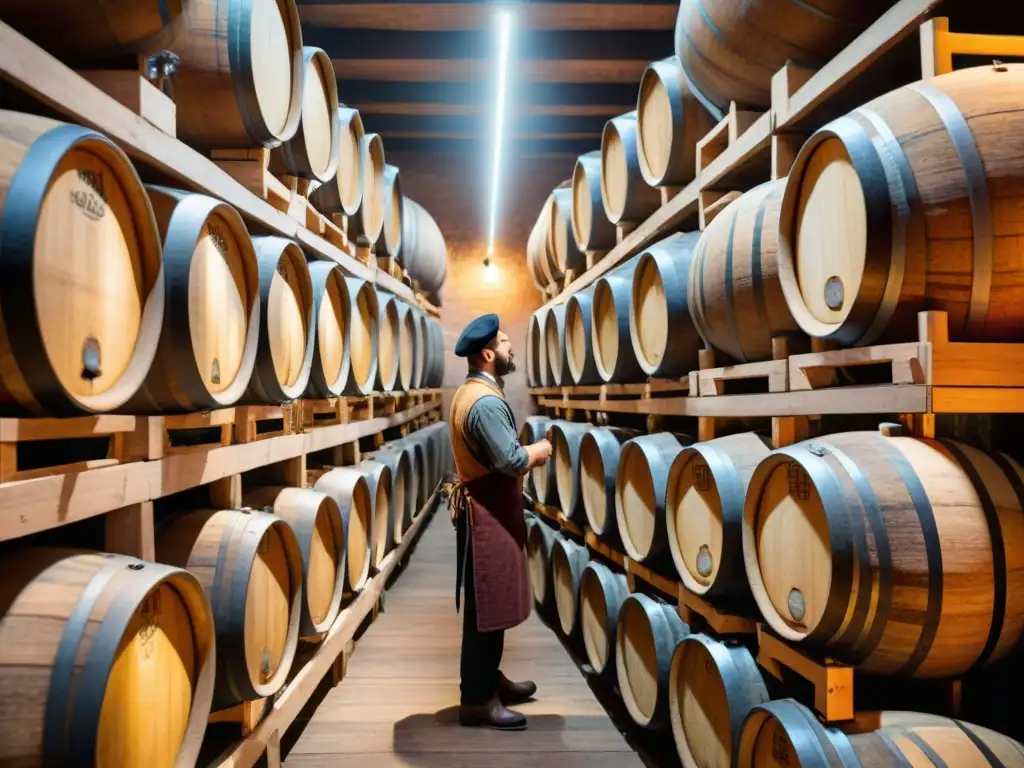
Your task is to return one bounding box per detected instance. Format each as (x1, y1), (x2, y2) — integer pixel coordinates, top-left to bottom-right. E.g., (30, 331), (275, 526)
(495, 352), (516, 376)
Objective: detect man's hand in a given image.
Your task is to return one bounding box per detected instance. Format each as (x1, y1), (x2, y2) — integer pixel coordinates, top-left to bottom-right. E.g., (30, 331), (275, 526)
(525, 439), (552, 470)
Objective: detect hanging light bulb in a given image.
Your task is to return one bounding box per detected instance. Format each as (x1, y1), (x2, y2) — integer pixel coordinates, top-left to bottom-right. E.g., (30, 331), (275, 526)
(483, 256), (499, 283)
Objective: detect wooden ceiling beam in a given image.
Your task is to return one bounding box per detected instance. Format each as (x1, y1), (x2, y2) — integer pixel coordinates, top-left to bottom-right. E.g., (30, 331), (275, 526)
(357, 102), (624, 116)
(332, 58), (648, 83)
(334, 79), (639, 107)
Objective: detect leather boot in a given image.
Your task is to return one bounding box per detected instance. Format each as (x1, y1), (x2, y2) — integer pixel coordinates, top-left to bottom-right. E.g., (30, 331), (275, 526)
(458, 695), (527, 730)
(497, 671), (537, 705)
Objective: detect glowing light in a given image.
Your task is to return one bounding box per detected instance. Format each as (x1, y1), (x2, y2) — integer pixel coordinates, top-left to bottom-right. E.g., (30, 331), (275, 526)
(486, 8), (513, 252)
(483, 256), (499, 283)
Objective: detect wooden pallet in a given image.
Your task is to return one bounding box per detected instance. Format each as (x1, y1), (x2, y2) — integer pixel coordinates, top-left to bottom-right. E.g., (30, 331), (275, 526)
(584, 530), (679, 599)
(676, 585), (757, 636)
(0, 414), (137, 483)
(756, 626), (855, 723)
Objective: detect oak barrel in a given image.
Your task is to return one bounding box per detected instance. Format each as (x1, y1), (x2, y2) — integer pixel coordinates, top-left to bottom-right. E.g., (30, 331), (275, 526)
(742, 432), (1024, 677)
(0, 549), (215, 768)
(735, 699), (855, 768)
(308, 106), (366, 217)
(637, 56), (716, 187)
(673, 0), (891, 112)
(367, 447), (414, 546)
(669, 633), (769, 768)
(551, 421), (592, 520)
(552, 536), (591, 637)
(593, 256), (645, 383)
(666, 433), (771, 602)
(421, 316), (445, 388)
(156, 508), (303, 708)
(377, 164), (403, 260)
(396, 300), (416, 392)
(242, 486), (345, 636)
(409, 308), (428, 389)
(522, 416), (554, 501)
(580, 426), (637, 544)
(313, 467), (373, 592)
(0, 111), (164, 417)
(528, 194), (562, 290)
(125, 185), (259, 413)
(630, 232), (704, 376)
(400, 198), (449, 295)
(550, 187), (585, 273)
(270, 47), (340, 182)
(691, 179), (801, 363)
(387, 437), (427, 522)
(601, 111), (661, 224)
(545, 303), (569, 386)
(527, 308), (549, 387)
(616, 432), (690, 568)
(778, 64), (1024, 346)
(527, 518), (558, 614)
(572, 151), (617, 253)
(0, 0), (191, 63)
(580, 560), (631, 677)
(616, 593), (691, 731)
(170, 0), (304, 148)
(347, 133), (386, 247)
(305, 261), (351, 398)
(360, 459), (394, 568)
(343, 276), (380, 396)
(242, 236), (315, 403)
(565, 288), (602, 385)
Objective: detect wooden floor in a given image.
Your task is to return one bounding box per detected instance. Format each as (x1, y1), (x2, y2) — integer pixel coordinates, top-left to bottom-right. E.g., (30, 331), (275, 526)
(284, 512), (643, 768)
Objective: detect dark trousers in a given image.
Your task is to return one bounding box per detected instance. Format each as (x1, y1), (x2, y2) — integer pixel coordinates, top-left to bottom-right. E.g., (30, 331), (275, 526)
(458, 518), (505, 706)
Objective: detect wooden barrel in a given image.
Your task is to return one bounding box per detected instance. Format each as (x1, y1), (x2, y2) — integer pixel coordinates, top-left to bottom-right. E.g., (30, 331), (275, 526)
(367, 447), (414, 546)
(400, 198), (449, 295)
(170, 0), (304, 148)
(601, 111), (661, 225)
(616, 432), (690, 568)
(376, 164), (403, 260)
(313, 467), (373, 592)
(550, 187), (585, 273)
(342, 277), (380, 396)
(527, 308), (548, 387)
(0, 549), (215, 768)
(637, 56), (716, 187)
(545, 303), (570, 386)
(527, 519), (558, 614)
(666, 433), (771, 602)
(673, 0), (891, 112)
(552, 536), (591, 637)
(572, 151), (617, 253)
(742, 431), (1024, 677)
(581, 426), (638, 544)
(124, 185), (258, 413)
(409, 308), (428, 389)
(242, 486), (345, 637)
(835, 710), (1024, 767)
(522, 416), (554, 501)
(396, 301), (416, 392)
(778, 65), (1024, 347)
(630, 231), (705, 377)
(690, 179), (800, 363)
(242, 236), (314, 403)
(419, 316), (444, 389)
(593, 255), (645, 383)
(156, 508), (303, 708)
(565, 288), (602, 385)
(669, 633), (769, 768)
(551, 421), (592, 520)
(405, 432), (435, 508)
(616, 593), (691, 731)
(358, 459), (394, 568)
(270, 47), (340, 183)
(0, 111), (164, 417)
(308, 106), (366, 217)
(528, 194), (562, 290)
(579, 560), (631, 676)
(347, 133), (386, 247)
(0, 0), (191, 63)
(735, 699), (856, 767)
(304, 261), (351, 398)
(387, 437), (428, 517)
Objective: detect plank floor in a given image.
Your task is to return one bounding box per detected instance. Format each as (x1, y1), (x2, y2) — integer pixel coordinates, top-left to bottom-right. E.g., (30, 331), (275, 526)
(284, 512), (643, 768)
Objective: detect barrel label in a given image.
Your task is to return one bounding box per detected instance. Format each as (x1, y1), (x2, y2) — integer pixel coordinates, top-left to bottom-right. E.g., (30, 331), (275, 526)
(788, 464), (810, 501)
(71, 170), (107, 221)
(772, 730), (792, 764)
(138, 590), (161, 659)
(694, 464), (712, 492)
(207, 223), (229, 259)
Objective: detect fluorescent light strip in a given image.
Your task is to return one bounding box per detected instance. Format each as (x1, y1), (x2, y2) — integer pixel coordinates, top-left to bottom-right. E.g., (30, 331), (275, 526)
(486, 9), (512, 252)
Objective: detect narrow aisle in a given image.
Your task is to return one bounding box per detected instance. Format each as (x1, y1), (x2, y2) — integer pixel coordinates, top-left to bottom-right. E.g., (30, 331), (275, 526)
(285, 510), (642, 767)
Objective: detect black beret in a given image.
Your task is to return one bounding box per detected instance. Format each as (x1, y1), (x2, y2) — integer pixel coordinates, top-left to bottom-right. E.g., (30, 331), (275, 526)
(454, 313), (499, 357)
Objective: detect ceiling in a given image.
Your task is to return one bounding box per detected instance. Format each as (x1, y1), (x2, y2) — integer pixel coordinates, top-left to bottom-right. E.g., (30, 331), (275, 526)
(298, 0), (679, 157)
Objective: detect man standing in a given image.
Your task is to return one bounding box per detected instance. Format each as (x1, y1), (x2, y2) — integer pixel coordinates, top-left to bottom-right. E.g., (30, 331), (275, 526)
(447, 313), (552, 731)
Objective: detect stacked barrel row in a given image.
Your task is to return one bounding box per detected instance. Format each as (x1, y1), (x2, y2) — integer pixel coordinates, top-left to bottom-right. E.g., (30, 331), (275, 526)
(0, 110), (446, 417)
(528, 61), (1024, 387)
(523, 415), (1024, 766)
(0, 420), (451, 767)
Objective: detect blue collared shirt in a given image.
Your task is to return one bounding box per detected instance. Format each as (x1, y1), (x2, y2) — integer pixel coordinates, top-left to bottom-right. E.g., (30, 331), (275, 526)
(462, 372), (530, 477)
